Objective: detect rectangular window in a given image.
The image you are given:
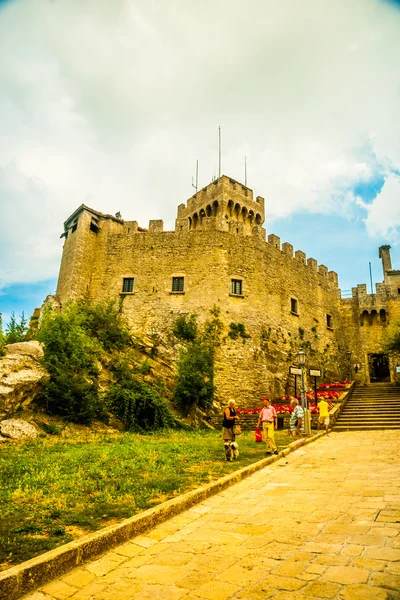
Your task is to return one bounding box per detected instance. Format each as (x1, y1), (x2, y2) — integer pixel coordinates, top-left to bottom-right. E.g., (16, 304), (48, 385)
(122, 278), (134, 293)
(172, 277), (184, 292)
(231, 279), (242, 295)
(291, 298), (298, 314)
(71, 221), (78, 233)
(326, 314), (333, 328)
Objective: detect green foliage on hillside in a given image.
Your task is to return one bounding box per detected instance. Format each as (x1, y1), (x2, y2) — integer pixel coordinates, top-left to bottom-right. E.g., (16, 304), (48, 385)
(173, 308), (223, 415)
(105, 355), (182, 432)
(36, 300), (180, 429)
(36, 302), (105, 424)
(0, 311), (28, 354)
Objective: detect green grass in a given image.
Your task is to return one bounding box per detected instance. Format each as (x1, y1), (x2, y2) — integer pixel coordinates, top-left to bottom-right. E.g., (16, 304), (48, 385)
(0, 429), (290, 570)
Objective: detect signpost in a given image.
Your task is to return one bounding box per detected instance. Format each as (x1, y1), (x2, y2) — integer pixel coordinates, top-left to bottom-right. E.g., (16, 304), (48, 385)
(309, 368), (321, 405)
(289, 366), (302, 397)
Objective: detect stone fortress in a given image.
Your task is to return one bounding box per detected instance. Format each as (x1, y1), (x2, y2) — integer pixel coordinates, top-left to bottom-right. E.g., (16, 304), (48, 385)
(54, 175), (400, 406)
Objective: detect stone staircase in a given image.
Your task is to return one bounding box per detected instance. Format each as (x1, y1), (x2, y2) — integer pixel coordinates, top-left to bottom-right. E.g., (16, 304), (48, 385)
(334, 383), (400, 431)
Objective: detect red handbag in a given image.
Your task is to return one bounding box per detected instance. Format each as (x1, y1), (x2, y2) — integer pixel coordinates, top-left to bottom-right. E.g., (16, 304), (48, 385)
(255, 428), (262, 443)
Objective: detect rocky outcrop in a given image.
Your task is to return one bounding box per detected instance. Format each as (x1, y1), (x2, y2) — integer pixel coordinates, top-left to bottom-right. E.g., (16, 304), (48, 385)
(0, 341), (49, 417)
(0, 418), (38, 439)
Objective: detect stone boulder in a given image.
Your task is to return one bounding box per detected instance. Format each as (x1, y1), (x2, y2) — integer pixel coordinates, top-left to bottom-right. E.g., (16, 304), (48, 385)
(0, 341), (49, 417)
(0, 418), (38, 440)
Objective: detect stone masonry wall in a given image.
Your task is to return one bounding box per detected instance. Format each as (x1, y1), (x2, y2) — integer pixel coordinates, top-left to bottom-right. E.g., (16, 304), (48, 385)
(55, 199), (348, 407)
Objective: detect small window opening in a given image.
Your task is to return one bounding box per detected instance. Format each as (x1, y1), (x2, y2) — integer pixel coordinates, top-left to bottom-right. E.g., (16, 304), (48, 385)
(398, 288), (400, 295)
(90, 221), (99, 233)
(231, 279), (242, 295)
(71, 221), (78, 233)
(122, 278), (134, 293)
(326, 314), (333, 328)
(172, 277), (184, 292)
(290, 298), (298, 314)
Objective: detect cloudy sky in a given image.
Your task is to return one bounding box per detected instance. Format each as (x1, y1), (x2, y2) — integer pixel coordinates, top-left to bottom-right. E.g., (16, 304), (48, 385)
(1, 0), (400, 327)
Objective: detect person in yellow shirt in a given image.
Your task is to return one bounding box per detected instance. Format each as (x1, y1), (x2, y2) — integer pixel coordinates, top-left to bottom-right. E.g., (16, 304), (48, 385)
(317, 398), (330, 436)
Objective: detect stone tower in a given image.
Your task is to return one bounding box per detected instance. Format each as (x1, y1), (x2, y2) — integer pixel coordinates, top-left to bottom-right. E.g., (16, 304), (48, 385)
(175, 175), (265, 235)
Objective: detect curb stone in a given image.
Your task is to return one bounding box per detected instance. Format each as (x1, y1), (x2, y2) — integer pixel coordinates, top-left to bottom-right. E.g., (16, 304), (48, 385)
(0, 431), (326, 600)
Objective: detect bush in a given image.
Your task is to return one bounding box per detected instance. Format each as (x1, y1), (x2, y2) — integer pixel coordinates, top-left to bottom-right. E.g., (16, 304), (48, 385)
(173, 314), (198, 341)
(228, 322), (250, 340)
(105, 384), (179, 431)
(78, 300), (131, 352)
(173, 341), (215, 415)
(36, 305), (103, 424)
(172, 308), (223, 415)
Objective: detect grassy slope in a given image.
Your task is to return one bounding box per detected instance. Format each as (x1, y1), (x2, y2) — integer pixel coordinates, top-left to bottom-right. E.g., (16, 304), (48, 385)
(0, 429), (291, 570)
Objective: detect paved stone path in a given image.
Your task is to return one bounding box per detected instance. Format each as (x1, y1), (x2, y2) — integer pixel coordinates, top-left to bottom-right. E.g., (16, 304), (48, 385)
(24, 431), (400, 600)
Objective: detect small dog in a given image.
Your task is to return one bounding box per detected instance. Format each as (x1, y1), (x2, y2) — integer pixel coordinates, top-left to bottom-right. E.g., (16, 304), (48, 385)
(224, 441), (239, 461)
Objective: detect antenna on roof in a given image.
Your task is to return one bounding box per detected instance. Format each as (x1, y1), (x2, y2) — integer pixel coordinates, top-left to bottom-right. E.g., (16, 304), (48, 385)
(369, 262), (374, 294)
(191, 159), (199, 193)
(218, 126), (221, 179)
(244, 156), (247, 187)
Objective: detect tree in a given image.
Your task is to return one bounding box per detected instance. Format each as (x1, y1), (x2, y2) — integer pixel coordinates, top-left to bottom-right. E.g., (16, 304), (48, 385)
(4, 312), (28, 344)
(173, 307), (223, 415)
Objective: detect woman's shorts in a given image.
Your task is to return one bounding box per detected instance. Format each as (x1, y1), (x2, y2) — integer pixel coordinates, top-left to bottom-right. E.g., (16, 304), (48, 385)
(318, 416), (330, 425)
(222, 427), (235, 440)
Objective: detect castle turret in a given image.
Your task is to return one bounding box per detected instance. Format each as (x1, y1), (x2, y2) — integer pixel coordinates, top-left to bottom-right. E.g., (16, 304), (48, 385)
(175, 175), (265, 236)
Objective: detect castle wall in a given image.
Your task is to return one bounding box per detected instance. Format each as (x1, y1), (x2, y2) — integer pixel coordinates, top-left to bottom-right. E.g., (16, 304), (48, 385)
(54, 180), (400, 408)
(57, 211), (347, 406)
(340, 283), (400, 384)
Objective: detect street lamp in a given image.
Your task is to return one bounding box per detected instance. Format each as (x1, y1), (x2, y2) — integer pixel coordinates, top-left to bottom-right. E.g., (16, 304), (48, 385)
(346, 351), (352, 382)
(297, 348), (310, 436)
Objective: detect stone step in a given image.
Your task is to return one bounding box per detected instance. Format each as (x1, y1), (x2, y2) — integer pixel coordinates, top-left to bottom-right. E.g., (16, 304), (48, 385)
(335, 425), (400, 431)
(335, 421), (400, 425)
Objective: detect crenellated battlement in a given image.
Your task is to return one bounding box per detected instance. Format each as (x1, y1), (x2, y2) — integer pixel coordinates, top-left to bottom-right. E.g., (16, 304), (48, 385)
(175, 175), (265, 235)
(267, 233), (338, 287)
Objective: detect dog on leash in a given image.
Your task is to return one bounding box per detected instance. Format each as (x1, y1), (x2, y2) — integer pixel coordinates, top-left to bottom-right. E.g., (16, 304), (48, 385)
(224, 441), (239, 461)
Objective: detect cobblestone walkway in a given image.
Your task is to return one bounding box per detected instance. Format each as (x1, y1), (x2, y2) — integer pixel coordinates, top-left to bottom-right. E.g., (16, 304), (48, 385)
(24, 431), (400, 600)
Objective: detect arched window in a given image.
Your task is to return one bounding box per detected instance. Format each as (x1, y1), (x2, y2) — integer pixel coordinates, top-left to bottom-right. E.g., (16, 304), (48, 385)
(380, 309), (387, 323)
(360, 310), (369, 326)
(227, 200), (234, 216)
(255, 213), (262, 225)
(206, 204), (212, 217)
(371, 310), (378, 325)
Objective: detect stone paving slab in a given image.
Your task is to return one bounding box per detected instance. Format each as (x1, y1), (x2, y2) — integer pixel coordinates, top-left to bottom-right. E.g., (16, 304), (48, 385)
(19, 431), (400, 599)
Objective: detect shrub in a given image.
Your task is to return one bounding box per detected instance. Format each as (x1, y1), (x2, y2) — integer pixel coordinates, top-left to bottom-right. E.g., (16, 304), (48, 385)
(228, 322), (250, 340)
(173, 341), (215, 415)
(173, 314), (198, 341)
(78, 300), (131, 352)
(105, 384), (179, 431)
(36, 306), (103, 424)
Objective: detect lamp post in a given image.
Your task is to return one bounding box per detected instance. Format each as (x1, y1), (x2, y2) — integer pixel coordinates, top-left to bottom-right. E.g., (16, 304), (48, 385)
(297, 348), (310, 436)
(346, 351), (352, 382)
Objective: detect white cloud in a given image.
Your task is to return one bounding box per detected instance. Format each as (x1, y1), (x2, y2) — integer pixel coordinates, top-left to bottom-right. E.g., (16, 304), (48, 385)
(0, 0), (400, 289)
(363, 173), (400, 243)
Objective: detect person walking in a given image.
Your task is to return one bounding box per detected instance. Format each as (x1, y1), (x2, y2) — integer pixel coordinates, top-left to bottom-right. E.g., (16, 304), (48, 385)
(257, 396), (278, 456)
(289, 398), (304, 436)
(317, 397), (330, 436)
(222, 399), (239, 443)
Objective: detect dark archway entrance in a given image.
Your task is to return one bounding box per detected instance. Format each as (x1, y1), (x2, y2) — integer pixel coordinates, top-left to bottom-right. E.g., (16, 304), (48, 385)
(368, 353), (390, 382)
